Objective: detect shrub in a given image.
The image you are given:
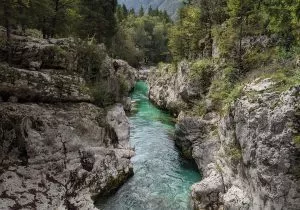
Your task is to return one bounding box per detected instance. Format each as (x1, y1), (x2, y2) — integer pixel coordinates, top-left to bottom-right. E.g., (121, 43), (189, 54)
(261, 68), (300, 92)
(225, 145), (242, 164)
(90, 82), (116, 107)
(191, 100), (206, 116)
(25, 29), (43, 38)
(190, 59), (215, 94)
(77, 40), (107, 83)
(208, 77), (243, 115)
(294, 135), (300, 146)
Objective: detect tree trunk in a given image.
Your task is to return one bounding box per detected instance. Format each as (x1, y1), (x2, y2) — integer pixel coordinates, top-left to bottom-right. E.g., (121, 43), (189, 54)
(51, 0), (60, 37)
(3, 0), (12, 64)
(238, 0), (244, 72)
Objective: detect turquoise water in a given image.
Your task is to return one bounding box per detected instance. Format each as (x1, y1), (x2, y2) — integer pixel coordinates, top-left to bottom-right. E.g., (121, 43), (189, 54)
(95, 81), (200, 210)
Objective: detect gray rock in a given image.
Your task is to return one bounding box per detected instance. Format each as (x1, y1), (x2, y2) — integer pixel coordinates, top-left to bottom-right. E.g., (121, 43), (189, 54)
(7, 96), (18, 103)
(0, 64), (92, 103)
(148, 62), (201, 115)
(0, 103), (134, 210)
(0, 35), (138, 210)
(175, 79), (300, 209)
(113, 59), (138, 91)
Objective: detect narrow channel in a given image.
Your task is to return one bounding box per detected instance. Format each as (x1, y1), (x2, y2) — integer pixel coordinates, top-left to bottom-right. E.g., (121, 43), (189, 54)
(95, 81), (201, 210)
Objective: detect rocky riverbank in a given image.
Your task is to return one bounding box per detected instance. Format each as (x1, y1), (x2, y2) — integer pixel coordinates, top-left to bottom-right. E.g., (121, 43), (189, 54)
(148, 63), (300, 209)
(0, 33), (137, 210)
(148, 62), (202, 115)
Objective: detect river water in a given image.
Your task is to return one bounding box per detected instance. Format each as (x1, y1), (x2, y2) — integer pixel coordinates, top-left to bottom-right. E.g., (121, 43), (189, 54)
(95, 81), (200, 210)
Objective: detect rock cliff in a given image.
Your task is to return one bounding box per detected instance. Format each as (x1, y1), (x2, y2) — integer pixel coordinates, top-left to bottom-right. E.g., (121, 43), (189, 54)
(149, 64), (300, 209)
(148, 62), (202, 115)
(0, 34), (137, 209)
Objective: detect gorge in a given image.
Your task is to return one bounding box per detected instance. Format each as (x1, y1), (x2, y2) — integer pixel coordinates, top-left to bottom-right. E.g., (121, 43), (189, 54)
(0, 0), (300, 209)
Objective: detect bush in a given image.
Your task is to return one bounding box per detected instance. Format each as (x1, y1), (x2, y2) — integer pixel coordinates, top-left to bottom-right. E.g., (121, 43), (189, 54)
(77, 40), (107, 83)
(208, 76), (243, 114)
(90, 82), (116, 107)
(190, 59), (215, 94)
(294, 135), (300, 146)
(24, 29), (43, 38)
(191, 100), (206, 116)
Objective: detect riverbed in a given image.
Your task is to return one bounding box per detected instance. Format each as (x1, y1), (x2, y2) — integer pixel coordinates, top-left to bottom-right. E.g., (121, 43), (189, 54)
(95, 81), (200, 210)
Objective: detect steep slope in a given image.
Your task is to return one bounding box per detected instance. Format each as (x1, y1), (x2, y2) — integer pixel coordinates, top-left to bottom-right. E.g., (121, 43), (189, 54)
(0, 32), (138, 209)
(118, 0), (183, 19)
(148, 63), (300, 209)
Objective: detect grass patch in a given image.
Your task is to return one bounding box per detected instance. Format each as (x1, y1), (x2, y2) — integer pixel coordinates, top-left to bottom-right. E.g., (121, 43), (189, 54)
(191, 100), (206, 116)
(208, 79), (244, 115)
(294, 135), (300, 146)
(225, 145), (242, 164)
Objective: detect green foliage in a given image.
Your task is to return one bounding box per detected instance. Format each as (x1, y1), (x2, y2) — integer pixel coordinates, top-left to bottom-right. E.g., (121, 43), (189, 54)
(0, 0), (117, 43)
(191, 100), (206, 116)
(168, 6), (203, 61)
(190, 59), (215, 94)
(294, 135), (300, 146)
(226, 146), (242, 163)
(208, 71), (243, 114)
(77, 40), (106, 82)
(118, 74), (130, 95)
(79, 0), (118, 46)
(112, 13), (171, 66)
(264, 68), (300, 92)
(90, 82), (116, 107)
(265, 0), (300, 49)
(24, 28), (43, 38)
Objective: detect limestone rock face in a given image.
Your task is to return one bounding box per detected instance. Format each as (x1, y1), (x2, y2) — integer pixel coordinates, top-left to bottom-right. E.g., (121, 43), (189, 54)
(0, 103), (134, 210)
(113, 59), (138, 92)
(148, 62), (202, 115)
(174, 79), (300, 209)
(0, 64), (91, 103)
(0, 35), (137, 209)
(0, 36), (77, 71)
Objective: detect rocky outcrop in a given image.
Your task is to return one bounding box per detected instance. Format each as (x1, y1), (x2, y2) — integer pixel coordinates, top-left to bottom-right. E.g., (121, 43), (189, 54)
(0, 103), (134, 210)
(0, 34), (137, 209)
(148, 62), (202, 115)
(138, 67), (151, 80)
(1, 34), (137, 104)
(0, 64), (91, 103)
(175, 79), (300, 209)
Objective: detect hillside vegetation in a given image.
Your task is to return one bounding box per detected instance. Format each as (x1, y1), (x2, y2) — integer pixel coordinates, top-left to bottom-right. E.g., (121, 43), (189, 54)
(118, 0), (183, 19)
(166, 0), (300, 115)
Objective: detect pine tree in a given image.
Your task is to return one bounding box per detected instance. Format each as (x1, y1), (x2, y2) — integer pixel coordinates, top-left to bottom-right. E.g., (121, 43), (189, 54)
(148, 5), (153, 16)
(79, 0), (117, 45)
(139, 6), (144, 17)
(122, 4), (128, 17)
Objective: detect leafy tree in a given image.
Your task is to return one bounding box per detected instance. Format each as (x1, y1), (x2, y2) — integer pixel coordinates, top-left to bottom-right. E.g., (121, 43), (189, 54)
(112, 11), (171, 66)
(264, 0), (300, 49)
(168, 6), (202, 61)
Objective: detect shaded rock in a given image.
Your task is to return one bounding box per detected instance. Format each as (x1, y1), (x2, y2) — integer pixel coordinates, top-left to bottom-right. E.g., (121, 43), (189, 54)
(0, 64), (91, 103)
(113, 59), (138, 91)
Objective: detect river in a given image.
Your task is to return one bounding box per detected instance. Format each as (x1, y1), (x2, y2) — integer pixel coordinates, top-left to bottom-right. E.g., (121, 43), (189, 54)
(95, 81), (200, 210)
